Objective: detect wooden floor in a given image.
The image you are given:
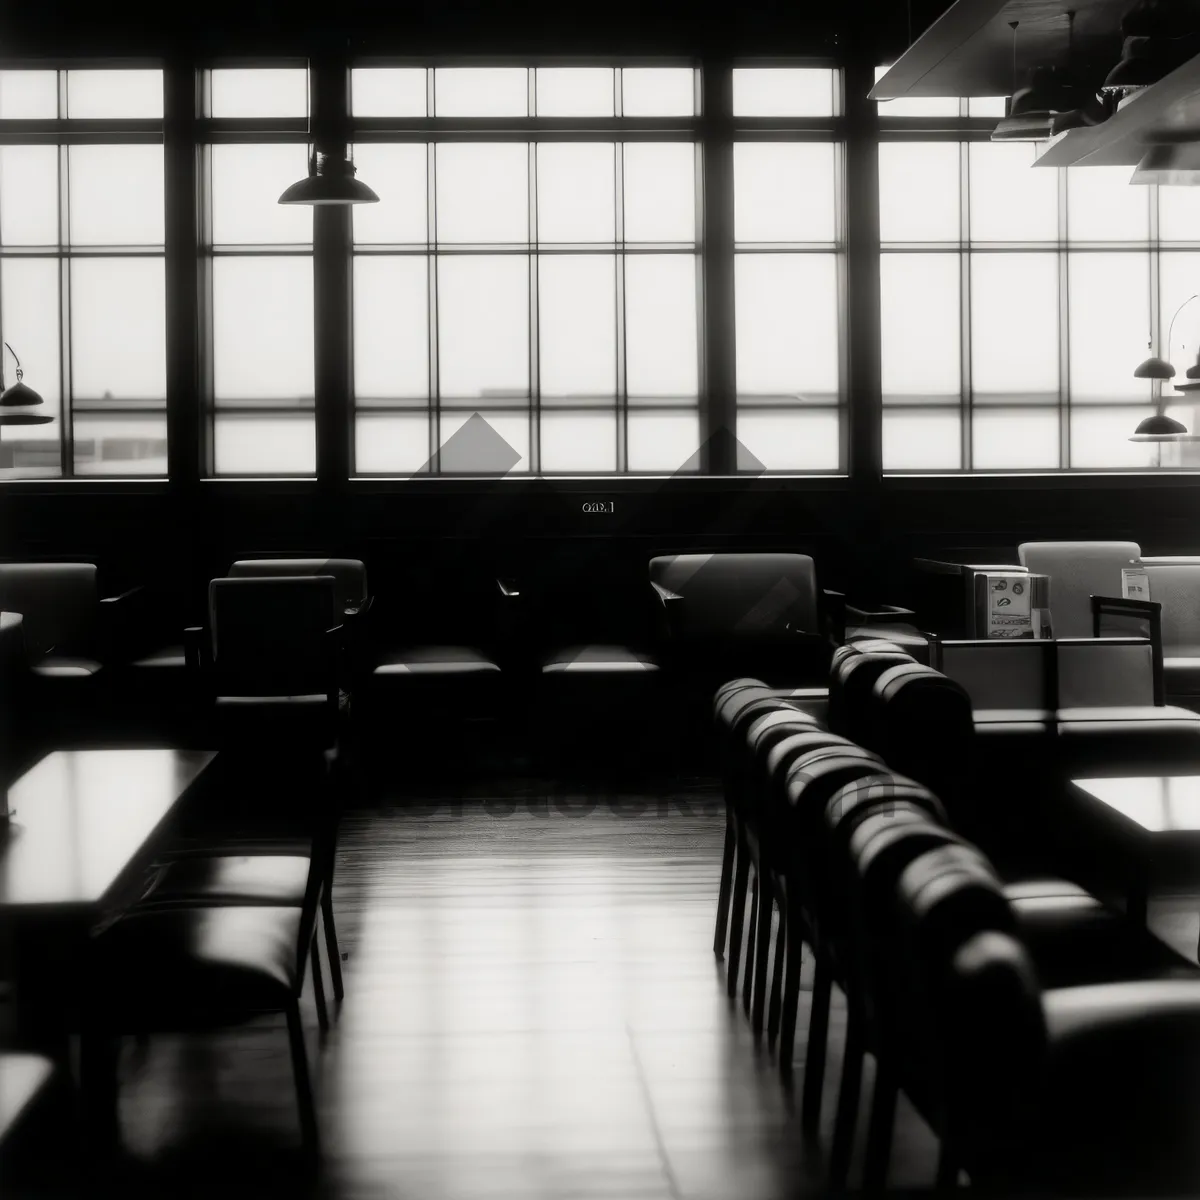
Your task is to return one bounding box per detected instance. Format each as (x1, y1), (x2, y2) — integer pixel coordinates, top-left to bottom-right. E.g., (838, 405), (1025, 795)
(9, 770), (1200, 1199)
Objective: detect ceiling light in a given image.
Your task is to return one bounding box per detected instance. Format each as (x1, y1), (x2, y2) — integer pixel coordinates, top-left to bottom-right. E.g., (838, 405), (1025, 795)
(278, 150), (379, 206)
(0, 342), (50, 426)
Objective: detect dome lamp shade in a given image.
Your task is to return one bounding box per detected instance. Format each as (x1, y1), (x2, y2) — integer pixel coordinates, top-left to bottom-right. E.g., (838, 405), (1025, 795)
(1131, 411), (1189, 439)
(278, 150), (379, 206)
(1134, 354), (1177, 379)
(0, 342), (50, 425)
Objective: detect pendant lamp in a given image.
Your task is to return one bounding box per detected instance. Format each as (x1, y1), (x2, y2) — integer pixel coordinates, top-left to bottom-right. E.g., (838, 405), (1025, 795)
(1131, 294), (1199, 440)
(0, 343), (51, 426)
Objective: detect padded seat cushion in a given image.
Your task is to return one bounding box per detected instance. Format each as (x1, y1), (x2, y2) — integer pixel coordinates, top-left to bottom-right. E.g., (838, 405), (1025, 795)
(140, 854), (310, 907)
(90, 905), (303, 1021)
(374, 645), (501, 676)
(31, 656), (102, 678)
(131, 644), (186, 670)
(1165, 656), (1200, 697)
(541, 645), (659, 673)
(1057, 705), (1200, 723)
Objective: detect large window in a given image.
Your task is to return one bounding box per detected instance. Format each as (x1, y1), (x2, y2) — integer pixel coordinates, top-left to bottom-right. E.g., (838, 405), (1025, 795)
(350, 66), (705, 476)
(877, 78), (1199, 472)
(0, 68), (166, 478)
(733, 67), (844, 472)
(203, 67), (316, 476)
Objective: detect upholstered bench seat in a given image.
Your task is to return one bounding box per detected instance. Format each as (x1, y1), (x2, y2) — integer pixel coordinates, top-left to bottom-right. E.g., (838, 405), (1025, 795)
(541, 644), (659, 673)
(374, 645), (501, 676)
(31, 656), (102, 678)
(131, 644), (186, 670)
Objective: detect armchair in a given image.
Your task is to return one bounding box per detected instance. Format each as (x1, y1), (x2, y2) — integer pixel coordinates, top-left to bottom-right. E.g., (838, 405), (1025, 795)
(1018, 541), (1142, 638)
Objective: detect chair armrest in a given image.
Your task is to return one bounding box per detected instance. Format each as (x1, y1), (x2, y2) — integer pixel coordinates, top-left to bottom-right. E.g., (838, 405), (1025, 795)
(650, 581), (684, 608)
(183, 626), (209, 673)
(846, 603), (916, 622)
(496, 578), (521, 599)
(344, 594), (374, 619)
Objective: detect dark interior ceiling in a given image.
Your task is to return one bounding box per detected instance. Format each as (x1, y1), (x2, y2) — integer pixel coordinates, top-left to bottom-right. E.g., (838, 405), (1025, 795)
(0, 0), (949, 60)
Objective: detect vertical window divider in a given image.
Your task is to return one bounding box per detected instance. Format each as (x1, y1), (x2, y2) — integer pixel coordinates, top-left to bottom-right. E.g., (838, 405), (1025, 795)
(842, 51), (882, 489)
(426, 139), (438, 472)
(615, 141), (628, 473)
(960, 141), (972, 472)
(1057, 167), (1071, 469)
(529, 141), (540, 475)
(58, 138), (73, 478)
(699, 55), (735, 475)
(165, 55), (201, 491)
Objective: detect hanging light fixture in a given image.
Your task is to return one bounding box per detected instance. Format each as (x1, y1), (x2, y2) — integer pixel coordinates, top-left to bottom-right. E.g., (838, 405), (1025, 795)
(1131, 294), (1199, 439)
(0, 342), (51, 426)
(278, 59), (379, 207)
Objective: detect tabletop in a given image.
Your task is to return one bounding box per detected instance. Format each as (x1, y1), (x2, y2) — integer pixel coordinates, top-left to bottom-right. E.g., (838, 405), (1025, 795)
(0, 748), (216, 909)
(1071, 775), (1200, 835)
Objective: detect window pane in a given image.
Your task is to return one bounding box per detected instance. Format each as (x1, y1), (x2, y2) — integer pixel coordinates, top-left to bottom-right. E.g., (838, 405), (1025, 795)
(71, 258), (165, 399)
(737, 410), (840, 471)
(214, 415), (315, 475)
(437, 410), (528, 473)
(733, 68), (836, 117)
(540, 412), (617, 472)
(66, 70), (162, 118)
(213, 257), (314, 401)
(878, 143), (960, 243)
(538, 255), (615, 402)
(1068, 252), (1152, 401)
(355, 413), (431, 474)
(210, 69), (308, 118)
(438, 256), (528, 400)
(968, 96), (1007, 116)
(354, 256), (429, 400)
(1070, 406), (1159, 468)
(1159, 186), (1200, 242)
(68, 145), (164, 245)
(735, 253), (839, 401)
(623, 143), (695, 242)
(1160, 252), (1200, 373)
(883, 411), (962, 470)
(435, 144), (528, 244)
(968, 143), (1058, 242)
(1066, 166), (1150, 241)
(970, 254), (1058, 400)
(621, 68), (695, 116)
(74, 415), (167, 476)
(874, 66), (958, 117)
(734, 143), (836, 243)
(972, 409), (1059, 469)
(880, 253), (960, 399)
(0, 146), (58, 245)
(211, 144), (313, 245)
(536, 144), (615, 243)
(434, 68), (527, 117)
(536, 68), (614, 116)
(625, 255), (698, 400)
(0, 258), (61, 477)
(627, 411), (700, 471)
(351, 144), (427, 244)
(0, 70), (57, 118)
(351, 68), (426, 117)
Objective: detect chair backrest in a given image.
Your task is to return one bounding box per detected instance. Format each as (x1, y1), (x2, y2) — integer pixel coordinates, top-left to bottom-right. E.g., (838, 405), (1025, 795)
(1142, 562), (1200, 653)
(871, 663), (978, 832)
(1056, 637), (1157, 708)
(829, 649), (915, 740)
(0, 562), (98, 659)
(227, 558), (368, 614)
(208, 575), (338, 697)
(933, 639), (1053, 711)
(1018, 541), (1141, 638)
(649, 553), (820, 638)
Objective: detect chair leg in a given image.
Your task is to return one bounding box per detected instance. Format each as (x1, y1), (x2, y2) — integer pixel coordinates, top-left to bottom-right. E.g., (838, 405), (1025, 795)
(286, 1001), (320, 1155)
(801, 952), (833, 1133)
(714, 813), (736, 958)
(779, 917), (804, 1075)
(863, 1058), (898, 1192)
(322, 890), (345, 1002)
(767, 898), (787, 1049)
(829, 1007), (865, 1189)
(751, 881), (773, 1037)
(726, 842), (751, 1000)
(742, 874), (759, 1017)
(310, 938), (330, 1033)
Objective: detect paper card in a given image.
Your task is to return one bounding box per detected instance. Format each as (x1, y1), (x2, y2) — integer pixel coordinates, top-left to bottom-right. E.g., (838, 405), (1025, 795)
(1122, 567), (1151, 602)
(986, 573), (1033, 638)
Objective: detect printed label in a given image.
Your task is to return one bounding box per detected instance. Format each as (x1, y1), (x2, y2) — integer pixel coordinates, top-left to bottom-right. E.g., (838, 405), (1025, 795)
(987, 573), (1033, 639)
(1122, 567), (1150, 602)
